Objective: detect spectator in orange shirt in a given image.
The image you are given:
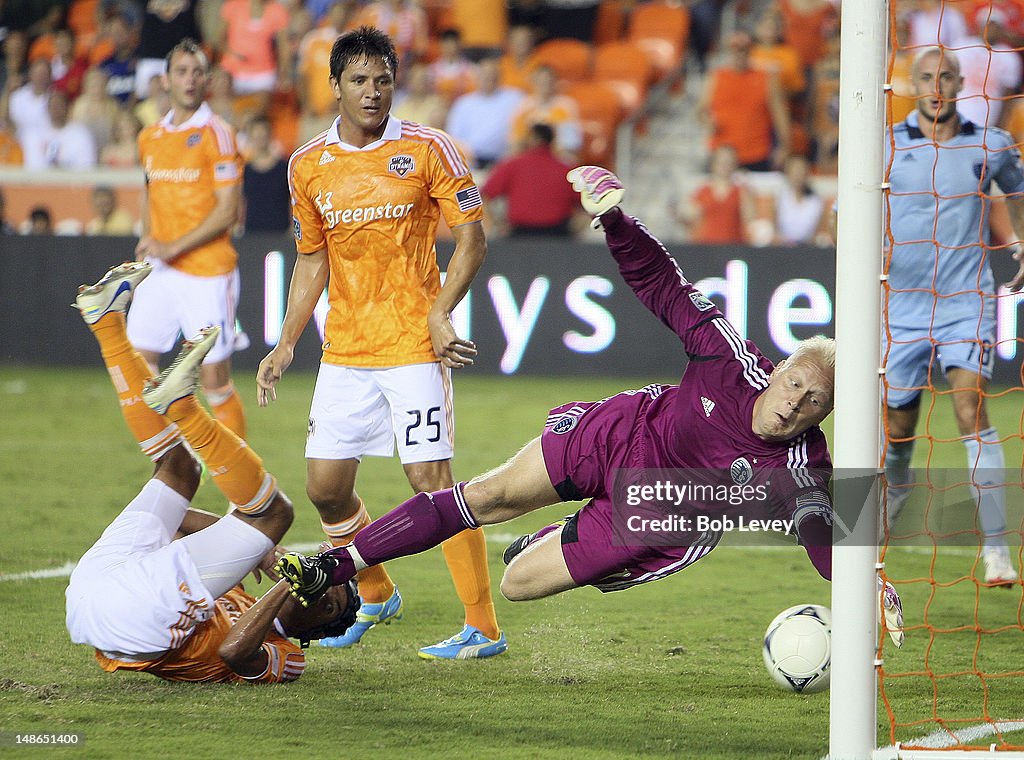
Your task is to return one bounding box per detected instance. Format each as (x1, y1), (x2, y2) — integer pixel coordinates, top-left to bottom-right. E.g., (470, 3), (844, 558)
(807, 25), (841, 173)
(430, 28), (478, 105)
(354, 0), (429, 65)
(499, 24), (538, 92)
(216, 0), (290, 112)
(0, 118), (23, 166)
(778, 0), (838, 72)
(675, 145), (754, 244)
(509, 63), (582, 159)
(451, 0), (507, 61)
(128, 39), (249, 441)
(751, 10), (805, 99)
(698, 31), (790, 172)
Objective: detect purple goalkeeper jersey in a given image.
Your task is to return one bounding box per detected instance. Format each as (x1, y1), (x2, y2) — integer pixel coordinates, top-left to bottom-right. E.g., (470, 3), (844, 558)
(541, 212), (833, 572)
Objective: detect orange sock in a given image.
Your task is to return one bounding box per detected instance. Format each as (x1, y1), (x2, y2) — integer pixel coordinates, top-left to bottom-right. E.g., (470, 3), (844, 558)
(89, 312), (180, 461)
(207, 383), (247, 440)
(441, 528), (500, 640)
(164, 394), (275, 515)
(322, 500), (395, 604)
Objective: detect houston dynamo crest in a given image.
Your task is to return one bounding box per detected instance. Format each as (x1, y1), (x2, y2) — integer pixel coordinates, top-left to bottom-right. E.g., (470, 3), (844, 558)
(388, 155), (415, 177)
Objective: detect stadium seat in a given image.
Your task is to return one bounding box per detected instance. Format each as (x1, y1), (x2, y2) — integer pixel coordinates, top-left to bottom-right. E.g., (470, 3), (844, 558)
(593, 0), (628, 45)
(566, 81), (624, 166)
(628, 1), (690, 80)
(67, 0), (100, 38)
(528, 38), (594, 83)
(592, 41), (655, 114)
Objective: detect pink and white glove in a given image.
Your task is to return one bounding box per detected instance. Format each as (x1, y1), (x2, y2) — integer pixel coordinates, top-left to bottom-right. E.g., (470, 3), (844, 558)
(879, 576), (905, 648)
(567, 165), (626, 217)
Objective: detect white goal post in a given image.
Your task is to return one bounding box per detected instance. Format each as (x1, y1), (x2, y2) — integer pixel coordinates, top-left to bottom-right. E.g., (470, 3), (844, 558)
(829, 2), (1024, 758)
(829, 0), (886, 757)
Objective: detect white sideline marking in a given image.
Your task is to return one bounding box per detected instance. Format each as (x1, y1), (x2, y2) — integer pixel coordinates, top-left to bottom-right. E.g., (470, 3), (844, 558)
(0, 535), (524, 583)
(0, 561), (78, 582)
(0, 538), (994, 584)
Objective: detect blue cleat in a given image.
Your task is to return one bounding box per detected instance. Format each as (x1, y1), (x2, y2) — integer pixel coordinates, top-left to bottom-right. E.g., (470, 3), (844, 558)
(417, 625), (508, 660)
(319, 586), (403, 648)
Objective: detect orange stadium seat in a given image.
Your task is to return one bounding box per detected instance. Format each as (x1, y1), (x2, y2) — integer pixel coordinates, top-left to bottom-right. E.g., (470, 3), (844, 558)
(567, 80), (624, 166)
(67, 0), (100, 38)
(593, 0), (628, 45)
(528, 37), (593, 83)
(592, 41), (655, 114)
(628, 1), (690, 80)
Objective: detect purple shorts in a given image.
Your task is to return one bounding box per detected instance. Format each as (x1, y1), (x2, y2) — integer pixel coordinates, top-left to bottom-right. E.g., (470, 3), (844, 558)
(540, 393), (717, 592)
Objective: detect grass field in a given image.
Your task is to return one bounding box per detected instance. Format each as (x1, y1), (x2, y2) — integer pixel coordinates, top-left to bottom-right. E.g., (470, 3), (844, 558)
(2, 366), (1024, 758)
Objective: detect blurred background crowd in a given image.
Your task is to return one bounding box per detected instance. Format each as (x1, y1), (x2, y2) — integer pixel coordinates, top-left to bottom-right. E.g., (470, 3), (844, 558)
(0, 0), (1020, 243)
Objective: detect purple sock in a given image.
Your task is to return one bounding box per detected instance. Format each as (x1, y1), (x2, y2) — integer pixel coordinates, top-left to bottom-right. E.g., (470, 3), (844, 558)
(326, 483), (478, 585)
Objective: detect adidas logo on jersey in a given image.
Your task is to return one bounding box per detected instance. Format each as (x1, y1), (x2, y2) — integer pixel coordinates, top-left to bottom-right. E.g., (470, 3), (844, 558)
(701, 396), (716, 417)
(319, 150), (335, 165)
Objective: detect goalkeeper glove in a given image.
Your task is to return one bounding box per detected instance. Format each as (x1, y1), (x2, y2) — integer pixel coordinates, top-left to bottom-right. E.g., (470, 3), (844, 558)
(275, 551), (339, 607)
(878, 577), (905, 648)
(567, 165), (626, 218)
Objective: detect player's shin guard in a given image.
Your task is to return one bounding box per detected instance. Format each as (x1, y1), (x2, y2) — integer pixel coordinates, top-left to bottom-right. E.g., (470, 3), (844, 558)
(321, 501), (396, 604)
(964, 428), (1008, 547)
(89, 312), (180, 460)
(163, 394), (275, 515)
(325, 483), (479, 586)
(206, 382), (247, 440)
(441, 528), (500, 641)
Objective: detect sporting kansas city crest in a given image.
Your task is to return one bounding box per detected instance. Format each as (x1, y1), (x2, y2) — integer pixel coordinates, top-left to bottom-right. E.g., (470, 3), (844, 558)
(730, 457), (753, 486)
(388, 155), (415, 177)
(551, 415), (578, 435)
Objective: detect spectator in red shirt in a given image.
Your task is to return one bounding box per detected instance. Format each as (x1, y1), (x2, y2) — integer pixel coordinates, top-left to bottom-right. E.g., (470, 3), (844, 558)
(482, 122), (583, 237)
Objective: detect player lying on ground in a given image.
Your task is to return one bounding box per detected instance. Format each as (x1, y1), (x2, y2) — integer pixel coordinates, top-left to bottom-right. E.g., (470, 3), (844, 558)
(66, 263), (358, 683)
(275, 167), (904, 644)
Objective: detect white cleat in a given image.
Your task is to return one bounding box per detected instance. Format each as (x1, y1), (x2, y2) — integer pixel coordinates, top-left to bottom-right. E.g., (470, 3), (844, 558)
(73, 262), (152, 324)
(142, 326), (221, 415)
(983, 547), (1018, 588)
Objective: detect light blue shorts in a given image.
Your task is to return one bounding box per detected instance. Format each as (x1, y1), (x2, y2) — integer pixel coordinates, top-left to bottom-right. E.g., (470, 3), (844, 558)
(883, 320), (996, 408)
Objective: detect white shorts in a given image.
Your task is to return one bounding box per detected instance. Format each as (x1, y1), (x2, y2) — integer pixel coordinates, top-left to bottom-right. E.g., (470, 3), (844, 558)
(65, 479), (273, 658)
(126, 260), (240, 363)
(306, 362), (454, 464)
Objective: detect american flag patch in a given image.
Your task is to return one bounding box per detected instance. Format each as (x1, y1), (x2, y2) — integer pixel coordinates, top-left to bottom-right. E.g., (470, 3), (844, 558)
(214, 161), (239, 181)
(455, 185), (482, 212)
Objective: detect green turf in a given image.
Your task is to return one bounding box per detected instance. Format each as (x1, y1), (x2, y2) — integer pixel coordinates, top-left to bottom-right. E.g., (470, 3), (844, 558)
(1, 367), (1022, 758)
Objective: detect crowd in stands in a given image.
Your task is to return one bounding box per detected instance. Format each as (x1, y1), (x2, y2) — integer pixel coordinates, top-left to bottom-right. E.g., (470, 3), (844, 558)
(2, 0), (1023, 244)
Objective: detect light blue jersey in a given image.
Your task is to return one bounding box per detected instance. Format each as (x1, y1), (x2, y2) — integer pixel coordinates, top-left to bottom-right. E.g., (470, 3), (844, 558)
(886, 110), (1024, 329)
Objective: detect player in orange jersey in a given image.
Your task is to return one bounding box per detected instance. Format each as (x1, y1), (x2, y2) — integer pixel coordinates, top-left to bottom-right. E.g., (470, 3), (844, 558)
(127, 38), (248, 442)
(256, 26), (506, 659)
(67, 263), (359, 683)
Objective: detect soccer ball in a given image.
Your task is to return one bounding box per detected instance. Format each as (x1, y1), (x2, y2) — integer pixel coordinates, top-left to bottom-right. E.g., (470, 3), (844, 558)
(762, 604), (832, 694)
